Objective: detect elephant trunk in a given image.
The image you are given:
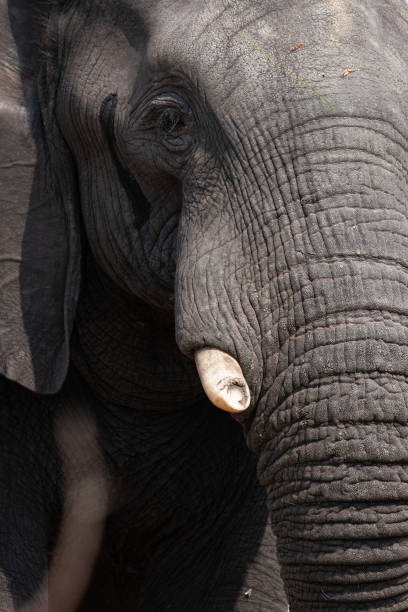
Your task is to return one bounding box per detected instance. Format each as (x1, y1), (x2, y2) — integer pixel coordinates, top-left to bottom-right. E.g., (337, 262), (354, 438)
(250, 314), (408, 610)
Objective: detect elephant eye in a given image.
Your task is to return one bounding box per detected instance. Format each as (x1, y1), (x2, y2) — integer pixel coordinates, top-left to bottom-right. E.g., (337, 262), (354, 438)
(147, 94), (193, 153)
(160, 108), (189, 135)
(160, 109), (184, 131)
(158, 108), (192, 152)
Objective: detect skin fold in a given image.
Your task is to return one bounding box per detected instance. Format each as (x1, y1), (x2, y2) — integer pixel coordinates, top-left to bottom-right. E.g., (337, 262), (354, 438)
(0, 0), (407, 610)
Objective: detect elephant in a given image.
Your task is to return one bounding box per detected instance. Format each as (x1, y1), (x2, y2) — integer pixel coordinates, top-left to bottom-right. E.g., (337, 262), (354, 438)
(1, 0), (407, 609)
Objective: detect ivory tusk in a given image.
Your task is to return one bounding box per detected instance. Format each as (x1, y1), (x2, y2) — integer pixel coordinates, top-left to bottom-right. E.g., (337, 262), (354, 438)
(194, 348), (250, 413)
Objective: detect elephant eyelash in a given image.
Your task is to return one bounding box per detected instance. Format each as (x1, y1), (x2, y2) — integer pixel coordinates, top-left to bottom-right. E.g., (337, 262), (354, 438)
(158, 109), (191, 135)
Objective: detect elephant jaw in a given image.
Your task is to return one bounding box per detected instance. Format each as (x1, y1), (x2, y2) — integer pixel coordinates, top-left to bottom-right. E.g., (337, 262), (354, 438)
(194, 348), (250, 413)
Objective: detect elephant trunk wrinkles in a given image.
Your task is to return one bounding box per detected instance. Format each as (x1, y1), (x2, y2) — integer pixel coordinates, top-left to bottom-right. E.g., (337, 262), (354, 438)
(253, 318), (408, 611)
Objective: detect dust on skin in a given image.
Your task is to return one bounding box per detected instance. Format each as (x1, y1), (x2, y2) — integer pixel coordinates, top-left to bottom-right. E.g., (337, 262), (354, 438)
(327, 0), (354, 40)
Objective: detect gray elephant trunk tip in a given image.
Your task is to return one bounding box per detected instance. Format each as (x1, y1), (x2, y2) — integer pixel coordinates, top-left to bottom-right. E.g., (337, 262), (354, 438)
(194, 347), (250, 413)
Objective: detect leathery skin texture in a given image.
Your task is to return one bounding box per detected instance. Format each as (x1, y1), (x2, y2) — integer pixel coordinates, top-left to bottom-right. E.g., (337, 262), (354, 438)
(0, 0), (407, 610)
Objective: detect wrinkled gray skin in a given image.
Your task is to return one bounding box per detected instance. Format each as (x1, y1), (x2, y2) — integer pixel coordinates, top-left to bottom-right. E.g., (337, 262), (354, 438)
(1, 0), (408, 610)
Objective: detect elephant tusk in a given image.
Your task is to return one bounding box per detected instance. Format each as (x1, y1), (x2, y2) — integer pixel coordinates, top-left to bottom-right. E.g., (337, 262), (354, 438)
(194, 348), (250, 413)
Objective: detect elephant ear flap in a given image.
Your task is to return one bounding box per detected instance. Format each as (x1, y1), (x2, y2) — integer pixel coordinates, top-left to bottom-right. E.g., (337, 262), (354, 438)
(0, 2), (80, 394)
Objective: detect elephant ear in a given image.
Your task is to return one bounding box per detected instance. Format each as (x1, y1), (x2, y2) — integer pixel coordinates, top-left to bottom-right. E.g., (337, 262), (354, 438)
(0, 1), (80, 393)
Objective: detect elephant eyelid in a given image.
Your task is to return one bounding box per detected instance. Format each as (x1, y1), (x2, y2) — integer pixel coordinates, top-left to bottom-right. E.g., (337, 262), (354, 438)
(149, 93), (188, 110)
(141, 92), (193, 126)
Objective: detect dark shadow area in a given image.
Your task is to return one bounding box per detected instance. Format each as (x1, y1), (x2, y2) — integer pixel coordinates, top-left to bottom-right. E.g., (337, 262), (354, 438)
(77, 397), (285, 611)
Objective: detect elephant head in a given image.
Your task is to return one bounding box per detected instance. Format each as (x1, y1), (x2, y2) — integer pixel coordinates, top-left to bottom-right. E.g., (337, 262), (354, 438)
(1, 0), (408, 609)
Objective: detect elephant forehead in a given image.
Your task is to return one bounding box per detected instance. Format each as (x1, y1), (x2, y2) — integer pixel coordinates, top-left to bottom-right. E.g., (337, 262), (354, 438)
(142, 1), (312, 117)
(145, 1), (293, 84)
(141, 0), (405, 118)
